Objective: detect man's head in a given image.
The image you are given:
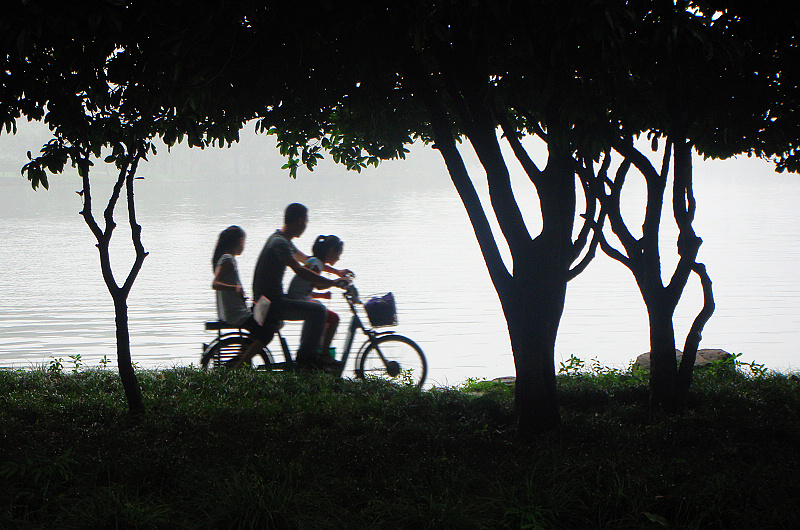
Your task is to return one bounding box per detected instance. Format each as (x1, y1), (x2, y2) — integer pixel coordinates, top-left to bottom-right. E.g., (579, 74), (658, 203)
(283, 203), (308, 238)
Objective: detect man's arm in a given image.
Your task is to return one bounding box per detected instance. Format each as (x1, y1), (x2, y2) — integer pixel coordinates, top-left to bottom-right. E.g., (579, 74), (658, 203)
(293, 249), (352, 277)
(283, 254), (338, 288)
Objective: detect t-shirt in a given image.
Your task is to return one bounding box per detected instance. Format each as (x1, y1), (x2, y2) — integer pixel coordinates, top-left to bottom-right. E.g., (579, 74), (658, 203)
(215, 254), (251, 326)
(252, 230), (299, 304)
(287, 257), (324, 301)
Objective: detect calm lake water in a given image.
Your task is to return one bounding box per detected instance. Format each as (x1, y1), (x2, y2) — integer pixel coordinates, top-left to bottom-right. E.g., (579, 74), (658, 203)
(1, 128), (799, 385)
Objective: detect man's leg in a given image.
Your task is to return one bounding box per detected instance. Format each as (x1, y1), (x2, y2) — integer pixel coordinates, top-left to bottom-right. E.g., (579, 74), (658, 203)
(230, 318), (275, 368)
(280, 298), (327, 363)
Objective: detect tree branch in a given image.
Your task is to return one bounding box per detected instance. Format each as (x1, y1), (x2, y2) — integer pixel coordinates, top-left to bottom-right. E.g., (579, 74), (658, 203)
(514, 107), (548, 144)
(666, 139), (702, 305)
(614, 137), (669, 262)
(677, 262), (715, 392)
(598, 230), (631, 268)
(672, 136), (696, 227)
(498, 112), (543, 189)
(121, 149), (150, 296)
(103, 154), (128, 238)
(568, 211), (608, 280)
(567, 156), (606, 280)
(474, 129), (532, 260)
(79, 154), (123, 294)
(406, 55), (512, 294)
(430, 47), (532, 259)
(78, 156), (103, 244)
(600, 155), (640, 258)
(573, 155), (604, 255)
(458, 87), (531, 260)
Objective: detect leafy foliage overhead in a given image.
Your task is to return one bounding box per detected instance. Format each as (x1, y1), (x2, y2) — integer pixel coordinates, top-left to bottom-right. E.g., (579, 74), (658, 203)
(2, 0), (797, 183)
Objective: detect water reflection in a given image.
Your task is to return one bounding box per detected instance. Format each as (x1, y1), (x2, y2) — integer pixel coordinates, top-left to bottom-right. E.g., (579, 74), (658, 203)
(1, 131), (798, 384)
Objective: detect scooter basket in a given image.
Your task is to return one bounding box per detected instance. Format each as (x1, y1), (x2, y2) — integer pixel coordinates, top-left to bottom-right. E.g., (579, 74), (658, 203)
(365, 292), (397, 327)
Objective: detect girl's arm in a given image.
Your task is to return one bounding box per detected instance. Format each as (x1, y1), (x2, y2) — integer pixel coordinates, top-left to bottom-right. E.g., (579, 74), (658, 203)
(294, 250), (351, 277)
(323, 264), (353, 277)
(212, 260), (244, 296)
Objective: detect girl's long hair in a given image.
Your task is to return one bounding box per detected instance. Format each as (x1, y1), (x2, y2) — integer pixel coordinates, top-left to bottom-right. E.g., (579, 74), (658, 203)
(311, 235), (343, 261)
(212, 225), (245, 270)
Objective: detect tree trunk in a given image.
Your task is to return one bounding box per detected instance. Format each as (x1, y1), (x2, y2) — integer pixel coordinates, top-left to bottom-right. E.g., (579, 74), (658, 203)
(113, 295), (144, 414)
(504, 156), (574, 436)
(79, 153), (147, 415)
(646, 304), (679, 411)
(506, 273), (564, 435)
(107, 284), (145, 416)
(605, 139), (703, 414)
(407, 54), (575, 435)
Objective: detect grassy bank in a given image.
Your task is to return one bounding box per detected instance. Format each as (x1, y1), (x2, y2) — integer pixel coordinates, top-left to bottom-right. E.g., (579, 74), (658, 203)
(1, 363), (798, 529)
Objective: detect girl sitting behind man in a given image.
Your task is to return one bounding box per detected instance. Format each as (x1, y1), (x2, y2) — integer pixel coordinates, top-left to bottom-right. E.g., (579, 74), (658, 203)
(211, 225), (272, 364)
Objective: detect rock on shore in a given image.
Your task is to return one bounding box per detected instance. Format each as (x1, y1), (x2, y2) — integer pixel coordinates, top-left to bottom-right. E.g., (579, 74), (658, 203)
(632, 348), (733, 372)
(492, 349), (734, 384)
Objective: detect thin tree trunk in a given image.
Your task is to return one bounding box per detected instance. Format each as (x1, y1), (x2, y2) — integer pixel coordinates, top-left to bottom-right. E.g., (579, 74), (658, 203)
(79, 152), (147, 414)
(604, 138), (712, 413)
(113, 296), (144, 414)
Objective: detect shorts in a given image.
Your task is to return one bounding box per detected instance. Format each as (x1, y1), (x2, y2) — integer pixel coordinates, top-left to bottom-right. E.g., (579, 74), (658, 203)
(241, 315), (275, 344)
